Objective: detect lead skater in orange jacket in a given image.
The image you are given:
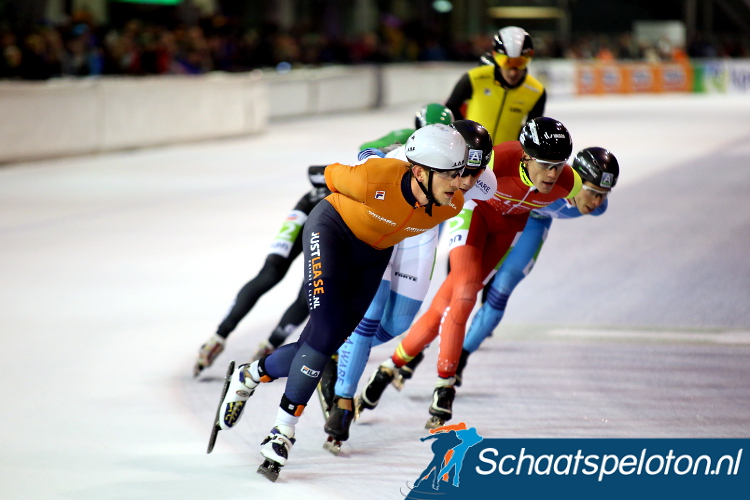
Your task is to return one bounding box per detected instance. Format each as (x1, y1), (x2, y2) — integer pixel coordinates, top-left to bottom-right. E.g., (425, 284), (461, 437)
(359, 117), (581, 428)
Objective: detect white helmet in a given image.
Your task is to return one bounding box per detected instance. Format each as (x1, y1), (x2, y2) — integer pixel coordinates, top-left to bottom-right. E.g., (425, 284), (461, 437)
(494, 26), (534, 59)
(405, 124), (467, 172)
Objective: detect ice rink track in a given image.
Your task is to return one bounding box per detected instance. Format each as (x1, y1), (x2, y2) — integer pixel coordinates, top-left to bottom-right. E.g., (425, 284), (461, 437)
(1, 93), (749, 500)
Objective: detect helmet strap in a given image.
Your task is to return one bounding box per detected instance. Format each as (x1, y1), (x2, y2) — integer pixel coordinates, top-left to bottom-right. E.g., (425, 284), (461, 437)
(519, 157), (536, 191)
(414, 167), (440, 216)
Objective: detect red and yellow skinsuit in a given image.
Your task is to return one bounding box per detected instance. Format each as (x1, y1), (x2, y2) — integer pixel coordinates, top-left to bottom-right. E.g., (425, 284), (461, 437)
(391, 141), (580, 377)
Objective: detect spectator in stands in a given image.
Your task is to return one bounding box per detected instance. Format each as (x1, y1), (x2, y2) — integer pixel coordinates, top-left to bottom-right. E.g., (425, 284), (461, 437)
(19, 32), (57, 80)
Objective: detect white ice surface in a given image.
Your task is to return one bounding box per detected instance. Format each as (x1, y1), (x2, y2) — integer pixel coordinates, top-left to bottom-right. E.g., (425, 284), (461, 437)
(1, 94), (750, 500)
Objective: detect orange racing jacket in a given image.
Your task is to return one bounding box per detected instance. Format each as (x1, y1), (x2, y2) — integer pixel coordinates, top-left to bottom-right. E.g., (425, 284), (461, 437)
(324, 157), (464, 250)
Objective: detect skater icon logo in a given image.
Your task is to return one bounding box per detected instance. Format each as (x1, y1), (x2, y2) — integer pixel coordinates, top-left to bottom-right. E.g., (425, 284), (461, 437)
(404, 422), (484, 498)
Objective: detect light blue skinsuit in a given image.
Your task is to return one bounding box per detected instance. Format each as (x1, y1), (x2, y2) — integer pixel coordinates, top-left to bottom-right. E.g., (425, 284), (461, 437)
(463, 197), (608, 352)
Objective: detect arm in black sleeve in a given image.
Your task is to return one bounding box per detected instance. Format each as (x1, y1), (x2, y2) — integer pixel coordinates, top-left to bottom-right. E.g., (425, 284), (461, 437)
(527, 88), (547, 120)
(445, 73), (473, 120)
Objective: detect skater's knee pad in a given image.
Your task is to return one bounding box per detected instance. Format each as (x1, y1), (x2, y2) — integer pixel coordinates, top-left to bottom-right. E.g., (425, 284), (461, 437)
(485, 288), (510, 311)
(353, 317), (380, 338)
(373, 324), (396, 344)
(280, 394), (306, 417)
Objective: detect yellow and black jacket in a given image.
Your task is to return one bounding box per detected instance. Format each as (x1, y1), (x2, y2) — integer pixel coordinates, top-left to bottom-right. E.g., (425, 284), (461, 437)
(445, 65), (546, 145)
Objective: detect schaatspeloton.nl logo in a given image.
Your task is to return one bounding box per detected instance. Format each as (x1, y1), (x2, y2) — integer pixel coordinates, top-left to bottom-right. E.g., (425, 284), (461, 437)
(403, 426), (748, 500)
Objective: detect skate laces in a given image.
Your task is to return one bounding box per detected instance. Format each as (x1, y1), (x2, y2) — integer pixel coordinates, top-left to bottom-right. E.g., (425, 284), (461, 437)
(224, 401), (245, 425)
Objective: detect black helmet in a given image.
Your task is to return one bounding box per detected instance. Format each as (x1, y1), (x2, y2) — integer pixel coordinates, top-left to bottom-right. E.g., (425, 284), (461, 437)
(572, 147), (619, 189)
(451, 120), (493, 169)
(519, 117), (573, 163)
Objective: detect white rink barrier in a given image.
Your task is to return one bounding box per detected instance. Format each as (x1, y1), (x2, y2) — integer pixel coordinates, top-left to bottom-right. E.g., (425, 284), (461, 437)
(2, 59), (748, 163)
(0, 72), (268, 163)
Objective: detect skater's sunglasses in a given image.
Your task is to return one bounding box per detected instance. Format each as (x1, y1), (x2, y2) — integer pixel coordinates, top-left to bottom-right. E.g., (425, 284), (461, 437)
(581, 184), (610, 199)
(529, 157), (566, 171)
(432, 167), (466, 179)
(461, 167), (485, 178)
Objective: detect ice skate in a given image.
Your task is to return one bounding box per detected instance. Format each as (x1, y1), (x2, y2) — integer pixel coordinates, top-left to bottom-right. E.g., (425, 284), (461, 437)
(216, 362), (259, 431)
(315, 355), (338, 419)
(207, 360), (234, 453)
(323, 398), (355, 455)
(193, 334), (225, 377)
(257, 427), (295, 482)
(355, 364), (395, 415)
(250, 341), (275, 362)
(392, 352), (424, 391)
(425, 385), (456, 430)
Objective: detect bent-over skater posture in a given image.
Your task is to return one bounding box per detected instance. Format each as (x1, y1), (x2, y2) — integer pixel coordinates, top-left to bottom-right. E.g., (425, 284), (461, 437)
(208, 123), (469, 481)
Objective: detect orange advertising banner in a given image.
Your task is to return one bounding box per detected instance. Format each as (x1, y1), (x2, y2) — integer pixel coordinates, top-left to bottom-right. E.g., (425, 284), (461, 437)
(657, 62), (693, 92)
(575, 62), (692, 94)
(623, 63), (656, 93)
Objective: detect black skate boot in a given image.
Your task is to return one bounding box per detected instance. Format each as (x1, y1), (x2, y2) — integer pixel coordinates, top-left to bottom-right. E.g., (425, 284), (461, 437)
(257, 427), (296, 482)
(315, 355), (338, 419)
(323, 397), (355, 455)
(392, 351), (425, 391)
(425, 384), (456, 429)
(355, 364), (395, 414)
(455, 349), (471, 387)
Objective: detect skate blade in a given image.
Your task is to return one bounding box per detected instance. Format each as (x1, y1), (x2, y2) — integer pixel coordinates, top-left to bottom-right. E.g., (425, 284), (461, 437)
(354, 395), (378, 419)
(257, 459), (281, 482)
(323, 436), (342, 456)
(207, 360), (235, 454)
(353, 397), (361, 421)
(193, 362), (206, 378)
(353, 396), (367, 421)
(315, 384), (331, 420)
(391, 375), (405, 391)
(425, 415), (447, 430)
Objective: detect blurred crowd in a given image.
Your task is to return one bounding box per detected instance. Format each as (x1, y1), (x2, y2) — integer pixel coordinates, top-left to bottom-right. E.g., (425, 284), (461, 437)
(2, 12), (748, 80)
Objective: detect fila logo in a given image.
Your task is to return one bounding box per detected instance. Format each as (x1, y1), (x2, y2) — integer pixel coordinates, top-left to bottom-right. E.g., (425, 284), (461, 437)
(301, 365), (321, 378)
(375, 190), (386, 200)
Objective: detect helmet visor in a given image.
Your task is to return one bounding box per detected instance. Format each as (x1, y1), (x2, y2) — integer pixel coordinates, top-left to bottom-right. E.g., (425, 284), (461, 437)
(494, 52), (531, 69)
